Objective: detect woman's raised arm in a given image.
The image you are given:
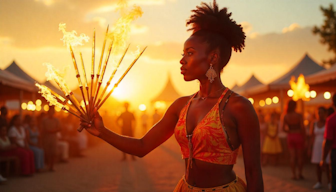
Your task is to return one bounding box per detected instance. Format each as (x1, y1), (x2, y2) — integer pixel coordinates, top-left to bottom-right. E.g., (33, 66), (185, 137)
(81, 97), (189, 157)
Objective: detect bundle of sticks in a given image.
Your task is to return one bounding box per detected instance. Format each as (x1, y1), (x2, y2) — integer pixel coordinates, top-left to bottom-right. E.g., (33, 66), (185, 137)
(36, 26), (147, 132)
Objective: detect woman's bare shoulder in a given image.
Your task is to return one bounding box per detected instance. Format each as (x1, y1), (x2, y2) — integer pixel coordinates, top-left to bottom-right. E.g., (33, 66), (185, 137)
(168, 94), (195, 115)
(227, 91), (257, 119)
(228, 91), (252, 109)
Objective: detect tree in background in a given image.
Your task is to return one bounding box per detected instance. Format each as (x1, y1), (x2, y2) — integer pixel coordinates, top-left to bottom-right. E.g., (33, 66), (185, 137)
(313, 4), (336, 67)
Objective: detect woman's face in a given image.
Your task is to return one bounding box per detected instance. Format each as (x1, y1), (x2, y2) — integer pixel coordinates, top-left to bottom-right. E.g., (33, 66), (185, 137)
(180, 35), (212, 82)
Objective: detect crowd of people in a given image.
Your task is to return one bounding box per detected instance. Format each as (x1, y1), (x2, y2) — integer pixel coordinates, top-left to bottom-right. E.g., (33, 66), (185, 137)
(259, 94), (336, 190)
(0, 105), (88, 182)
(0, 101), (163, 183)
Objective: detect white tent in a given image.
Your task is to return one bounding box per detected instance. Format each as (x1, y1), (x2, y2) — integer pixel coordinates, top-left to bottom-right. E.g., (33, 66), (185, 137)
(151, 74), (181, 103)
(244, 54), (325, 96)
(0, 69), (35, 92)
(235, 74), (264, 95)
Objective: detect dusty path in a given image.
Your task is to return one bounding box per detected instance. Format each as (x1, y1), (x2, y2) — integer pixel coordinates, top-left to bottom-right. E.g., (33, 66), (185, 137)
(0, 137), (330, 192)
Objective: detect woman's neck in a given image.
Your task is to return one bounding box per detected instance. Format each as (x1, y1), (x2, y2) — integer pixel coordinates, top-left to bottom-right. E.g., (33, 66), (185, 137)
(198, 78), (225, 99)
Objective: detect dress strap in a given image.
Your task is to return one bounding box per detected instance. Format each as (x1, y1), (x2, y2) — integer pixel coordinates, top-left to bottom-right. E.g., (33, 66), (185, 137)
(220, 90), (235, 151)
(216, 87), (230, 106)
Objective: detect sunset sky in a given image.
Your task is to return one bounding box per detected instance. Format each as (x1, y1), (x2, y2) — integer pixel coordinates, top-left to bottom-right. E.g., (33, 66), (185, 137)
(0, 0), (334, 110)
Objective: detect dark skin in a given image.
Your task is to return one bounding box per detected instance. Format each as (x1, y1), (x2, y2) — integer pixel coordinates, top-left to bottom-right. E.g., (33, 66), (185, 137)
(282, 110), (305, 180)
(81, 35), (263, 191)
(9, 117), (30, 150)
(0, 127), (16, 151)
(309, 109), (330, 184)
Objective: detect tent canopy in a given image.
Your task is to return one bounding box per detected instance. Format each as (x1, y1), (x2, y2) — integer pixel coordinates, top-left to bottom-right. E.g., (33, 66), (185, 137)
(151, 74), (181, 103)
(0, 69), (35, 92)
(236, 74), (264, 94)
(244, 53), (325, 96)
(5, 60), (40, 84)
(306, 64), (336, 86)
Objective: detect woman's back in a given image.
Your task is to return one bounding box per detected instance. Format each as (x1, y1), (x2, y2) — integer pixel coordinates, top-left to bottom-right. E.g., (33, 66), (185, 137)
(284, 112), (302, 132)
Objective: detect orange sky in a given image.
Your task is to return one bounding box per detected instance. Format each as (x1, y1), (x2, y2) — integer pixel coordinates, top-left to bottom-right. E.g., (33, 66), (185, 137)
(0, 0), (334, 111)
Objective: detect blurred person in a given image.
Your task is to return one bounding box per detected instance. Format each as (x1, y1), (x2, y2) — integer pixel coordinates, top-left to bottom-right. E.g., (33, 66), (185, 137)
(282, 100), (306, 180)
(6, 115), (35, 175)
(80, 1), (264, 191)
(321, 93), (336, 192)
(41, 106), (61, 171)
(141, 110), (149, 135)
(262, 112), (282, 166)
(0, 174), (7, 183)
(62, 114), (84, 157)
(327, 107), (335, 117)
(309, 107), (330, 189)
(116, 102), (136, 161)
(24, 115), (45, 172)
(258, 110), (267, 159)
(56, 132), (69, 162)
(0, 106), (8, 128)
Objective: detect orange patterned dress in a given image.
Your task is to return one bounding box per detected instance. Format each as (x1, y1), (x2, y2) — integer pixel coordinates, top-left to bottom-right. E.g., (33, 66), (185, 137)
(174, 88), (246, 191)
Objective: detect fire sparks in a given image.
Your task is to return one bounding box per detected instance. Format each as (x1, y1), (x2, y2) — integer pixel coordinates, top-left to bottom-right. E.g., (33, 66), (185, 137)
(35, 83), (64, 109)
(289, 74), (310, 101)
(107, 0), (143, 52)
(44, 63), (71, 95)
(59, 23), (89, 47)
(38, 0), (147, 132)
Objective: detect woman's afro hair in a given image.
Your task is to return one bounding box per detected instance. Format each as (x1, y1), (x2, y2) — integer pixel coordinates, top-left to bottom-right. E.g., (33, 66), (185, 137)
(186, 0), (245, 52)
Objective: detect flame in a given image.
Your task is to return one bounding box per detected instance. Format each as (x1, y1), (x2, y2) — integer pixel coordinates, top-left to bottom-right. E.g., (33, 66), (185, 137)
(289, 74), (310, 101)
(35, 83), (64, 109)
(107, 0), (143, 52)
(59, 23), (90, 47)
(44, 63), (71, 95)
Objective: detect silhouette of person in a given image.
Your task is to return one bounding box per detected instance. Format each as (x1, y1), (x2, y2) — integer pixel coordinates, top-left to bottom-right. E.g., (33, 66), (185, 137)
(140, 110), (149, 135)
(116, 102), (136, 161)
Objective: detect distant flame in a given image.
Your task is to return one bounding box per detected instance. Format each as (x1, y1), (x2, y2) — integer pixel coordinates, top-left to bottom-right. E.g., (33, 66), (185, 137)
(289, 74), (310, 101)
(35, 83), (64, 109)
(44, 63), (71, 95)
(107, 0), (143, 52)
(59, 23), (90, 47)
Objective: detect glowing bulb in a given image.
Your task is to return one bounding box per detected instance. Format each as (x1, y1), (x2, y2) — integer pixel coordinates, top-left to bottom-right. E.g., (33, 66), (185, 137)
(305, 91), (310, 99)
(154, 101), (166, 109)
(139, 104), (146, 111)
(44, 105), (49, 111)
(31, 104), (36, 111)
(324, 92), (331, 99)
(36, 105), (42, 111)
(310, 90), (317, 98)
(266, 98), (272, 105)
(28, 101), (33, 105)
(36, 99), (42, 106)
(259, 100), (265, 107)
(248, 98), (254, 104)
(55, 106), (61, 112)
(287, 90), (294, 97)
(272, 96), (279, 104)
(21, 103), (27, 110)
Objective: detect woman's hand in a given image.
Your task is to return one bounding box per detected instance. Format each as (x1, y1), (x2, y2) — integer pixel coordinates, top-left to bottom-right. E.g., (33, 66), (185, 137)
(80, 109), (105, 137)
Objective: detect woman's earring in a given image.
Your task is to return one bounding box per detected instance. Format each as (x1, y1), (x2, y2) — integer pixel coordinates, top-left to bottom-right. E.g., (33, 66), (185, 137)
(206, 64), (217, 83)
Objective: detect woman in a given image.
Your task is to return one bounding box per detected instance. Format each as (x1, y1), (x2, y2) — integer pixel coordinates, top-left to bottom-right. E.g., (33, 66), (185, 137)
(262, 112), (282, 166)
(282, 100), (305, 180)
(2, 116), (35, 176)
(24, 115), (45, 172)
(81, 1), (263, 191)
(309, 107), (330, 189)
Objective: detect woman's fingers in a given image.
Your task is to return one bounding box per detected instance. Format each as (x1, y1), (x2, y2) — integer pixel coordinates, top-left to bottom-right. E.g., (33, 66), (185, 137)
(80, 122), (92, 128)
